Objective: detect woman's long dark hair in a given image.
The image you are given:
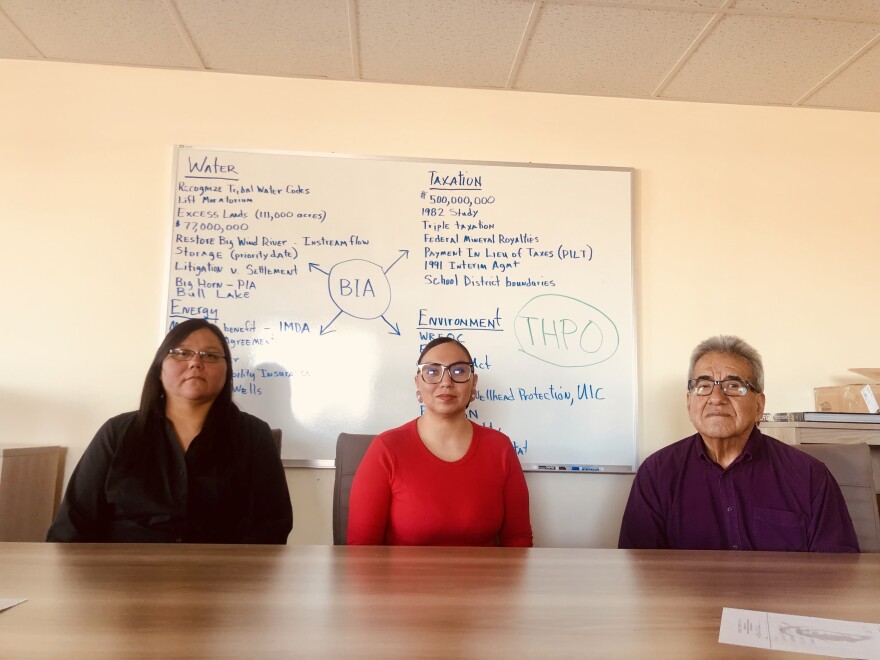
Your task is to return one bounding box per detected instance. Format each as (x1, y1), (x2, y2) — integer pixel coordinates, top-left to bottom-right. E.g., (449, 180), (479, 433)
(135, 319), (234, 437)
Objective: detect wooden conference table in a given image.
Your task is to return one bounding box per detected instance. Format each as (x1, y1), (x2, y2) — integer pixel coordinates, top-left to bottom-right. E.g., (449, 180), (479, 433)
(1, 543), (878, 659)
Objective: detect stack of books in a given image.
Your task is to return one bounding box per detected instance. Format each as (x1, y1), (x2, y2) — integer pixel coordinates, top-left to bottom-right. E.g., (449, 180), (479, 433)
(762, 412), (880, 424)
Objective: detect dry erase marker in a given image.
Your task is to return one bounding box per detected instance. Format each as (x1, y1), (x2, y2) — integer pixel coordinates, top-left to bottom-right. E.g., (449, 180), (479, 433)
(533, 464), (604, 472)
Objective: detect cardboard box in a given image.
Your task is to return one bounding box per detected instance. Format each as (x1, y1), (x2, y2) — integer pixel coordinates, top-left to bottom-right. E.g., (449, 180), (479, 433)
(814, 384), (880, 413)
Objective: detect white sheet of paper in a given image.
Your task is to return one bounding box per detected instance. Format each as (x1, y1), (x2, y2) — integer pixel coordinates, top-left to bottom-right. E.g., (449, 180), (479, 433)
(720, 608), (880, 659)
(861, 384), (880, 414)
(0, 598), (27, 613)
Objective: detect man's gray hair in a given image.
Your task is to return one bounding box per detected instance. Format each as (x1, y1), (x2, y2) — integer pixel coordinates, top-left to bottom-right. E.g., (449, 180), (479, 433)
(688, 335), (764, 393)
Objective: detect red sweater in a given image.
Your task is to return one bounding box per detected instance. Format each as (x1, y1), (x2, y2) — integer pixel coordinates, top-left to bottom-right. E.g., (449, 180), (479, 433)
(347, 420), (533, 547)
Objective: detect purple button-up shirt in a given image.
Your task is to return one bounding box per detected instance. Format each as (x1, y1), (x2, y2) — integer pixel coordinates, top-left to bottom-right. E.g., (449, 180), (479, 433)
(618, 427), (859, 552)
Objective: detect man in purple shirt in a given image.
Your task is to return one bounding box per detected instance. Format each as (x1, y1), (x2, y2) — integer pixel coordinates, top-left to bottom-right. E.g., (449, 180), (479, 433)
(619, 335), (859, 552)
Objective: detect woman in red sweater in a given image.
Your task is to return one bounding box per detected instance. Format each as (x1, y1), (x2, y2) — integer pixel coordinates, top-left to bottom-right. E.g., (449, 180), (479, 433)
(347, 337), (533, 546)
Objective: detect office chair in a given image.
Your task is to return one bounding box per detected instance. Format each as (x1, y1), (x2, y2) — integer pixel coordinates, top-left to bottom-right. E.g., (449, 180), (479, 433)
(332, 433), (375, 545)
(270, 429), (282, 455)
(795, 442), (880, 553)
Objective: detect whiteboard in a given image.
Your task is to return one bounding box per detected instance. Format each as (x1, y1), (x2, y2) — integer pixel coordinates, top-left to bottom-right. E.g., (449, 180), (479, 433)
(165, 147), (636, 469)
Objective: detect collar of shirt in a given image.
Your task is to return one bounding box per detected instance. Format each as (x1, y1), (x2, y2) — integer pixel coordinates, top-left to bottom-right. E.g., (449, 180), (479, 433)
(694, 425), (763, 470)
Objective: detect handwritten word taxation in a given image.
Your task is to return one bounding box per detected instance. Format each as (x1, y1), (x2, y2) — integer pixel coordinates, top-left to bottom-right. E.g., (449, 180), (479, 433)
(428, 170), (482, 189)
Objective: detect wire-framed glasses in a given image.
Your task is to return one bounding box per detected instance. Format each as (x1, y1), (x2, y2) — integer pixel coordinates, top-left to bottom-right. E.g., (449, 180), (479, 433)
(417, 362), (474, 384)
(167, 348), (226, 363)
(687, 377), (757, 397)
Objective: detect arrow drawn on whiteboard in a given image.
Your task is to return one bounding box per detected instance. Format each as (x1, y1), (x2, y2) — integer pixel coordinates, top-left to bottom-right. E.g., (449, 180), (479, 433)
(380, 316), (401, 335)
(320, 310), (343, 335)
(384, 249), (409, 274)
(311, 251), (406, 335)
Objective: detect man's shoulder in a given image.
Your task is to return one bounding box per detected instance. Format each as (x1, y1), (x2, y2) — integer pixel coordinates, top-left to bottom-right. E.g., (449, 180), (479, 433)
(643, 434), (699, 463)
(756, 430), (827, 470)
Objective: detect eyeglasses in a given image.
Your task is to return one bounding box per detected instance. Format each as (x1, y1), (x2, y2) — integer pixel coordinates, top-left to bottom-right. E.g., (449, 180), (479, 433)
(687, 378), (757, 397)
(167, 348), (226, 363)
(417, 362), (474, 384)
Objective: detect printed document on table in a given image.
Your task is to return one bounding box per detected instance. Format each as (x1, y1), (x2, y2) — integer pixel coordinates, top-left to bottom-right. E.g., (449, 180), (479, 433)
(0, 599), (26, 613)
(719, 608), (880, 659)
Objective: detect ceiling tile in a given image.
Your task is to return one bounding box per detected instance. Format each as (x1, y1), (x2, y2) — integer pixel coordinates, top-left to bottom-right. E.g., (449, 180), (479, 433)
(730, 0), (880, 22)
(0, 0), (200, 67)
(176, 0), (353, 78)
(803, 42), (880, 112)
(515, 4), (712, 97)
(1, 0), (879, 113)
(357, 0), (535, 88)
(661, 14), (879, 105)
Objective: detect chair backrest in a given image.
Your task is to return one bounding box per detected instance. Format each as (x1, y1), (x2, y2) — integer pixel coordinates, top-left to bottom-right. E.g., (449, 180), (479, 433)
(332, 433), (375, 545)
(796, 442), (880, 553)
(270, 428), (282, 455)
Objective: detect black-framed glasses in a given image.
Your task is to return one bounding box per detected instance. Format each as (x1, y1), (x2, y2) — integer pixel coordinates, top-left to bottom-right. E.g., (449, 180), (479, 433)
(687, 377), (757, 397)
(167, 348), (226, 363)
(417, 362), (474, 384)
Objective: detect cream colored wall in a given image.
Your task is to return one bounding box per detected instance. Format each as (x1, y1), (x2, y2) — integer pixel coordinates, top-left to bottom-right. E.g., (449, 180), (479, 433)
(3, 60), (879, 547)
(286, 469), (334, 545)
